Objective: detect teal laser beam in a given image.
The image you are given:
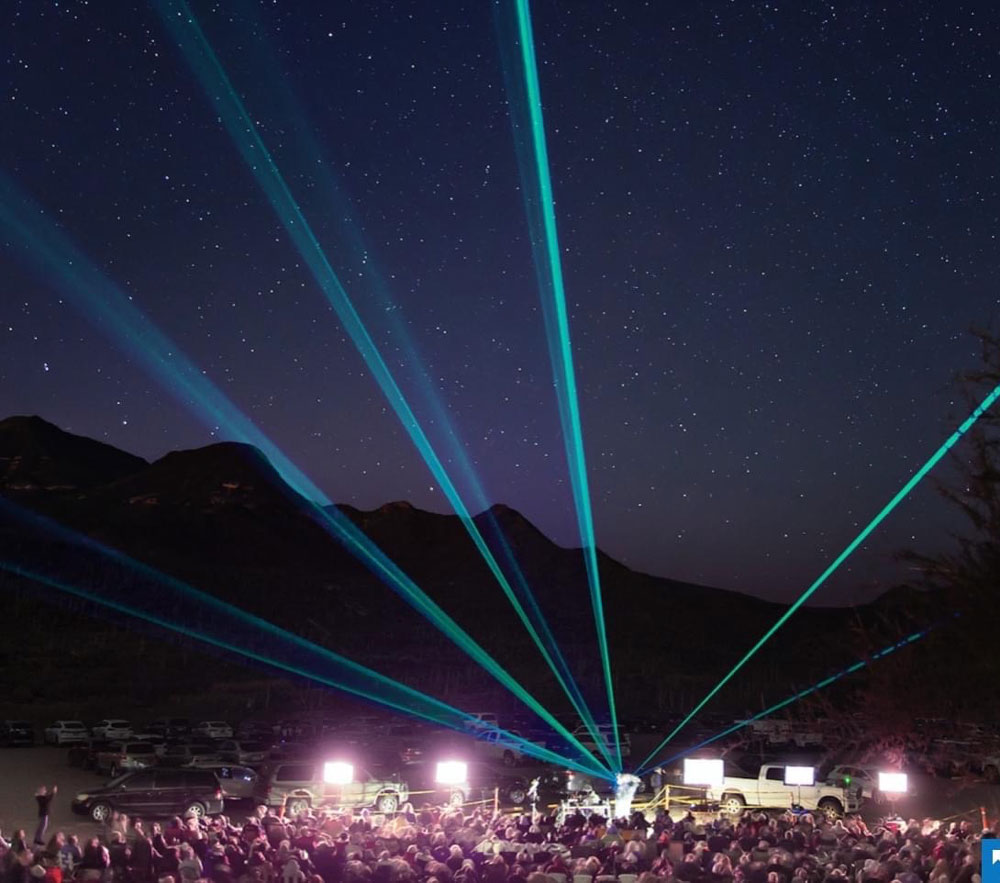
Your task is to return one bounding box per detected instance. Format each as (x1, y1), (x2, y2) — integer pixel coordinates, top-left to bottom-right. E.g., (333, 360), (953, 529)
(188, 5), (612, 769)
(152, 0), (613, 769)
(0, 494), (604, 773)
(639, 622), (941, 772)
(0, 548), (603, 776)
(504, 0), (620, 768)
(0, 173), (609, 778)
(636, 381), (1000, 772)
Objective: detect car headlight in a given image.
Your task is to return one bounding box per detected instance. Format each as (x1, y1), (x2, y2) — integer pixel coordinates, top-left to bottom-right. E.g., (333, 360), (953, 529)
(76, 794), (90, 801)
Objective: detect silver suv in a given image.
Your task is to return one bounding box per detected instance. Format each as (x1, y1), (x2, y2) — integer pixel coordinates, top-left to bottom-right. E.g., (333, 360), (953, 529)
(255, 762), (408, 816)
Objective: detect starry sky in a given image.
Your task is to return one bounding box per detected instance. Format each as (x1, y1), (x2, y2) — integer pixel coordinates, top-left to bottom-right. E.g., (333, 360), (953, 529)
(2, 0), (999, 604)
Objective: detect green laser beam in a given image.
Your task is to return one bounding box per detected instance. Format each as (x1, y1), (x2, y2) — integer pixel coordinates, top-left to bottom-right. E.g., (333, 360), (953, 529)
(639, 621), (942, 772)
(0, 173), (609, 778)
(0, 555), (602, 775)
(0, 494), (607, 773)
(505, 0), (621, 769)
(636, 382), (1000, 772)
(151, 0), (612, 769)
(197, 4), (613, 769)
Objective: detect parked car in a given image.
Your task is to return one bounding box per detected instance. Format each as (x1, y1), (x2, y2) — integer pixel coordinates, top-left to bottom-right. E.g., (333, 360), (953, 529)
(158, 742), (221, 767)
(130, 729), (166, 743)
(315, 720), (345, 739)
(571, 725), (632, 760)
(748, 720), (825, 748)
(370, 724), (431, 766)
(193, 721), (233, 740)
(824, 763), (897, 801)
(44, 721), (89, 745)
(147, 718), (191, 739)
(236, 720), (275, 741)
(267, 742), (313, 762)
(400, 760), (529, 807)
(215, 739), (272, 766)
(477, 729), (534, 767)
(153, 738), (186, 758)
(463, 713), (500, 733)
(325, 722), (380, 748)
(707, 762), (860, 818)
(67, 739), (115, 770)
(96, 741), (158, 776)
(92, 720), (134, 741)
(254, 761), (408, 816)
(71, 768), (223, 822)
(276, 720), (317, 742)
(0, 720), (35, 747)
(187, 763), (260, 800)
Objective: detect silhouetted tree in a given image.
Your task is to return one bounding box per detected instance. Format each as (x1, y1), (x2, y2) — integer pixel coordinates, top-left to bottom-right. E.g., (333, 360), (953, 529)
(900, 326), (1000, 715)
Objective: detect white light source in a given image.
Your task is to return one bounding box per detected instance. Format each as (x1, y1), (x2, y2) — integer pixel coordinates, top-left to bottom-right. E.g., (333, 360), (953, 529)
(435, 761), (468, 785)
(683, 757), (724, 787)
(878, 772), (908, 794)
(614, 773), (642, 819)
(784, 765), (815, 786)
(323, 761), (354, 785)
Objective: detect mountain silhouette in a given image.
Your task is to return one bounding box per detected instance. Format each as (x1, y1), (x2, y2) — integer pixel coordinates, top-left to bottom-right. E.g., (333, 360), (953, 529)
(0, 415), (147, 491)
(0, 415), (932, 721)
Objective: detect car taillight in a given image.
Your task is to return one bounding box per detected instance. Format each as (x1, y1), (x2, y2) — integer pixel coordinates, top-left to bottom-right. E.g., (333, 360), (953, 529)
(215, 788), (222, 800)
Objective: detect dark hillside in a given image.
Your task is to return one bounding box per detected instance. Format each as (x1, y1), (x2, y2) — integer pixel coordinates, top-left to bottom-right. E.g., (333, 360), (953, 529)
(0, 417), (933, 724)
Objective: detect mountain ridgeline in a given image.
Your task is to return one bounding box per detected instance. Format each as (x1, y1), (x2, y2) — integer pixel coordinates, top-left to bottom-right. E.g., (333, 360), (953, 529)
(0, 415), (930, 721)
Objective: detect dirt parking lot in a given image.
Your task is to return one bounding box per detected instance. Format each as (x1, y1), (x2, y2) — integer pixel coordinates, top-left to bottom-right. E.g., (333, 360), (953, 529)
(0, 745), (110, 841)
(2, 743), (999, 843)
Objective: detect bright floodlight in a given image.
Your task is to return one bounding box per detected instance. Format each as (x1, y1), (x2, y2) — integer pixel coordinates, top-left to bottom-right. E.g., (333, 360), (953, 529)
(683, 758), (724, 787)
(614, 773), (642, 820)
(435, 761), (468, 785)
(784, 765), (815, 786)
(878, 772), (908, 794)
(323, 761), (354, 785)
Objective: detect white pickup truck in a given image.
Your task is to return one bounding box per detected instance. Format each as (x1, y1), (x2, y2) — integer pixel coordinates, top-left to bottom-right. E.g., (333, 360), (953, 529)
(706, 762), (860, 818)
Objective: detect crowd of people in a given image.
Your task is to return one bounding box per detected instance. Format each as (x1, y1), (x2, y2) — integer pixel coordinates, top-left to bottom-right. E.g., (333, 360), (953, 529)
(0, 798), (987, 883)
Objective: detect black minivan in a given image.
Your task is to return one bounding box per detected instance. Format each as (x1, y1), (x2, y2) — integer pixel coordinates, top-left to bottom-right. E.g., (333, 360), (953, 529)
(72, 768), (223, 822)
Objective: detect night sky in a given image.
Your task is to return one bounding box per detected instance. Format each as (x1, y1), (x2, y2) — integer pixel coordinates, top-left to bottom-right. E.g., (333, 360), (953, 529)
(3, 1), (998, 604)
